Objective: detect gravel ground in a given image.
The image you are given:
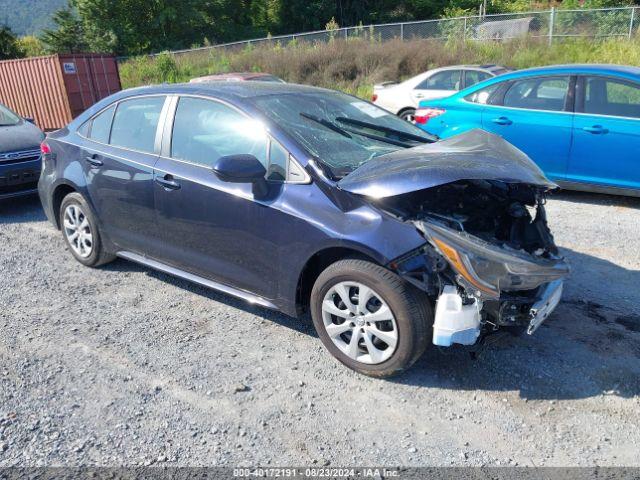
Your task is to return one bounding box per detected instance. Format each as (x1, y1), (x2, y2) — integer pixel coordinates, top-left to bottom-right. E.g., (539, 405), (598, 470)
(1, 191), (639, 467)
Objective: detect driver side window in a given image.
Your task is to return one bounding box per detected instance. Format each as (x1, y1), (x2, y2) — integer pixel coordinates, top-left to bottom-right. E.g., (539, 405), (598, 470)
(171, 97), (268, 168)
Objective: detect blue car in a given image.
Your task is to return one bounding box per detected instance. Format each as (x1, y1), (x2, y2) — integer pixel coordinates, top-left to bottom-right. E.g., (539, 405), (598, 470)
(38, 82), (568, 376)
(415, 64), (640, 196)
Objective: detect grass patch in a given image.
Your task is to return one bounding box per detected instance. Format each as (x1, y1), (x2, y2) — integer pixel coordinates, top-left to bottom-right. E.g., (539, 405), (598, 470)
(119, 36), (640, 98)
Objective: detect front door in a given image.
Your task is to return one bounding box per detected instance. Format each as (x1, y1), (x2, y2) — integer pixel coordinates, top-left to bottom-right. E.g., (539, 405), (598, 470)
(152, 96), (288, 300)
(568, 75), (640, 190)
(480, 75), (573, 182)
(79, 95), (167, 253)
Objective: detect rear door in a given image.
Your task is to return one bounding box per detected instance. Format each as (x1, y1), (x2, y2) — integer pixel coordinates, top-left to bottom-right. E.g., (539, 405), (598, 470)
(568, 75), (640, 190)
(480, 75), (574, 181)
(411, 69), (462, 106)
(79, 95), (168, 252)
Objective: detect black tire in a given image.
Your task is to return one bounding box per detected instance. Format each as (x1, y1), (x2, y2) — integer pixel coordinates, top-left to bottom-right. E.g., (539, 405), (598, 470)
(310, 259), (432, 377)
(398, 108), (416, 123)
(59, 192), (115, 267)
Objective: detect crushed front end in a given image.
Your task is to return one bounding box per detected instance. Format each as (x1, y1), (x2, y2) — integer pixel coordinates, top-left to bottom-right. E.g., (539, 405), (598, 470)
(385, 179), (570, 347)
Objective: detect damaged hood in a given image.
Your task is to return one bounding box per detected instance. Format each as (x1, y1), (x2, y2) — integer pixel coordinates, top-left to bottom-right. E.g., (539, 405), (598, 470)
(337, 129), (556, 198)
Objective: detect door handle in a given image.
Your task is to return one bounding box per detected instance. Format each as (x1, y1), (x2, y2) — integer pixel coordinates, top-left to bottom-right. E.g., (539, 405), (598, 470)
(583, 125), (608, 134)
(84, 155), (103, 167)
(491, 116), (512, 125)
(155, 173), (181, 190)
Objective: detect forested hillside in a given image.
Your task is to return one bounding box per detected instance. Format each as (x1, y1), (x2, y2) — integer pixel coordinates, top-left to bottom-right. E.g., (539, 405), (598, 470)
(0, 0), (66, 35)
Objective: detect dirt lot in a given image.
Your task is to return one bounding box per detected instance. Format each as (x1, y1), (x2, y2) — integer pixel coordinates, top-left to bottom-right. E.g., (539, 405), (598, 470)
(1, 191), (639, 467)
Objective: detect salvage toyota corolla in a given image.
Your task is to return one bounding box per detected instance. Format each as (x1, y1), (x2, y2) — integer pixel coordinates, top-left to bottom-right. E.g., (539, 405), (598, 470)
(38, 82), (569, 377)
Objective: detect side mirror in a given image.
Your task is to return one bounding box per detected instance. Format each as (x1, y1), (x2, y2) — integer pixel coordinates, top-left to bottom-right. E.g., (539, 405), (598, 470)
(212, 154), (266, 183)
(25, 117), (35, 124)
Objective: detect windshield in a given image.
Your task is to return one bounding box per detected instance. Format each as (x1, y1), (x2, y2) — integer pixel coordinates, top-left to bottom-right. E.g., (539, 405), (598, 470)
(251, 90), (435, 178)
(0, 104), (21, 126)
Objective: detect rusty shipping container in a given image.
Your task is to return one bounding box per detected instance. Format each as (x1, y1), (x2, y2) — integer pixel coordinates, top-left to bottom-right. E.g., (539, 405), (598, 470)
(0, 54), (121, 131)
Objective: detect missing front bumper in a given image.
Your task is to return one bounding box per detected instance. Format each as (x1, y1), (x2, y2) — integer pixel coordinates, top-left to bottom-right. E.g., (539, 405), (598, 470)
(432, 280), (564, 347)
(527, 280), (563, 335)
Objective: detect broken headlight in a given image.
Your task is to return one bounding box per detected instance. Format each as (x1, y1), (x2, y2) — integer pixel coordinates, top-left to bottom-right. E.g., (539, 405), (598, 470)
(415, 221), (569, 299)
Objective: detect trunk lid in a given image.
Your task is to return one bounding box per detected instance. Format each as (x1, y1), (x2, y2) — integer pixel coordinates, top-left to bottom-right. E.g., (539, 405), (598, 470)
(337, 129), (556, 199)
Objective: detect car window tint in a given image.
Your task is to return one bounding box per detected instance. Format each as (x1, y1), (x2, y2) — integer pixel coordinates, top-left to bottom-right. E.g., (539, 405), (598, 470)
(503, 76), (569, 112)
(110, 97), (165, 153)
(88, 105), (115, 143)
(584, 76), (640, 119)
(268, 140), (288, 181)
(465, 70), (492, 87)
(171, 97), (268, 168)
(416, 70), (462, 91)
(465, 83), (500, 104)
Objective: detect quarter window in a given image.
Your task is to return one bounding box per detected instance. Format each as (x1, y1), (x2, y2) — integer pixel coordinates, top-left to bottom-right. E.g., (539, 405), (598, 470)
(88, 105), (115, 143)
(171, 97), (268, 168)
(110, 96), (165, 153)
(465, 84), (500, 104)
(267, 140), (288, 181)
(416, 70), (462, 91)
(583, 76), (640, 119)
(503, 76), (570, 112)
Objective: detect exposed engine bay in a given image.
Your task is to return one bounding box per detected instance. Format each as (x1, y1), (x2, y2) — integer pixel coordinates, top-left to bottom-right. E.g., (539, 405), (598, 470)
(380, 179), (557, 256)
(379, 179), (570, 347)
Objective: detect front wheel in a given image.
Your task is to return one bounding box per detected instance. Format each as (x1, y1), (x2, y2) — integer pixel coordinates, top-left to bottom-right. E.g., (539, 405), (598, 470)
(310, 259), (432, 377)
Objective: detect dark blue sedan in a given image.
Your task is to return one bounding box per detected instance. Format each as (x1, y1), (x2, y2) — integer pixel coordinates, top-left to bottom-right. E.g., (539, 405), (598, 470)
(38, 82), (568, 376)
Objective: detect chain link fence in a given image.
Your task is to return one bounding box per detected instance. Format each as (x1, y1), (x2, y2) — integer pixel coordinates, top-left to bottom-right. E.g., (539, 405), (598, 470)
(153, 6), (640, 58)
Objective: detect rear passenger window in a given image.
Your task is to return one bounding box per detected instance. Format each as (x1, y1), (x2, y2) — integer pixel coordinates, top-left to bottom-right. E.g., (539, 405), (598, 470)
(417, 70), (462, 91)
(171, 97), (268, 168)
(503, 76), (569, 112)
(88, 105), (115, 143)
(584, 76), (640, 119)
(465, 70), (492, 88)
(110, 96), (165, 153)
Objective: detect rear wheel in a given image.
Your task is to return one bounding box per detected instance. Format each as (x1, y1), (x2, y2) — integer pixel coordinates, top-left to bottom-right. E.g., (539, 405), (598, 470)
(399, 108), (416, 123)
(310, 259), (432, 377)
(60, 192), (115, 267)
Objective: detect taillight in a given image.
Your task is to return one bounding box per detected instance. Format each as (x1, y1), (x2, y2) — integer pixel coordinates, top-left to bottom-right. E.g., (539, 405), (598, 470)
(371, 93), (378, 102)
(414, 107), (445, 125)
(40, 142), (51, 155)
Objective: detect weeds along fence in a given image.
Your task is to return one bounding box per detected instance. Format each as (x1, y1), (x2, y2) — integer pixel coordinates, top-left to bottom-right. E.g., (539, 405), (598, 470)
(142, 6), (640, 61)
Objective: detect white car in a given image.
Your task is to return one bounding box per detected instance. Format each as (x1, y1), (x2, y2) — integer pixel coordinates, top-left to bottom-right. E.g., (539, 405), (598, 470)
(372, 65), (509, 122)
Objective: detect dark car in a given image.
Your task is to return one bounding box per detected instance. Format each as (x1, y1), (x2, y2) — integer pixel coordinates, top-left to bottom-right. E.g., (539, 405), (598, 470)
(0, 102), (45, 200)
(38, 82), (569, 377)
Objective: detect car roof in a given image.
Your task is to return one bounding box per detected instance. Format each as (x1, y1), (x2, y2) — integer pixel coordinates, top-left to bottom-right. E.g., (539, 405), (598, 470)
(436, 64), (508, 72)
(190, 72), (278, 82)
(496, 64), (640, 79)
(116, 81), (332, 102)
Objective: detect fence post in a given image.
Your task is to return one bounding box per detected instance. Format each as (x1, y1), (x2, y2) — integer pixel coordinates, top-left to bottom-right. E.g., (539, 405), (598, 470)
(463, 17), (467, 40)
(630, 7), (636, 39)
(548, 7), (555, 45)
(344, 28), (348, 40)
(400, 22), (404, 40)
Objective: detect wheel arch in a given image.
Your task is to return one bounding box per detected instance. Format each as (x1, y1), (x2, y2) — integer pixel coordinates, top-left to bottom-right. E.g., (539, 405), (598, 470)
(294, 245), (384, 316)
(51, 182), (80, 229)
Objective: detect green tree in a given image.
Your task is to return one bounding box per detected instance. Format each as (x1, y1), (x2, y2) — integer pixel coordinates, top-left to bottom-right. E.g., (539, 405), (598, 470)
(0, 25), (23, 60)
(41, 2), (88, 53)
(16, 35), (46, 57)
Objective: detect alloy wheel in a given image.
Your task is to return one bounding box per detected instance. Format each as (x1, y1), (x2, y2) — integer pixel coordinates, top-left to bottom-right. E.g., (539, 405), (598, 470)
(63, 204), (93, 258)
(321, 281), (398, 364)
